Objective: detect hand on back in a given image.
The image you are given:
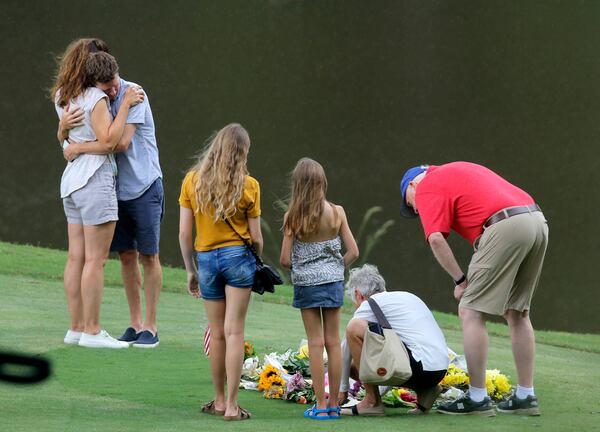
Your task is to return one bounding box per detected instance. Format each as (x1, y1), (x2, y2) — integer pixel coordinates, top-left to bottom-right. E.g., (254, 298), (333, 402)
(60, 104), (85, 131)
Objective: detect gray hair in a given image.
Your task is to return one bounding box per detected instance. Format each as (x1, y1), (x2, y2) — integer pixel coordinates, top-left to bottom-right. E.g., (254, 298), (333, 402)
(346, 264), (386, 303)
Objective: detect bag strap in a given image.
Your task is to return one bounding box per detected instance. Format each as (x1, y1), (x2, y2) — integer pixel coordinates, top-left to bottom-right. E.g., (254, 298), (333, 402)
(367, 297), (392, 329)
(223, 218), (264, 266)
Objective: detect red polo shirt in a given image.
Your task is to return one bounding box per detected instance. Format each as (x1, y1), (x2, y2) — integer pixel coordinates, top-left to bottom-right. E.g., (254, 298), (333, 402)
(415, 162), (535, 244)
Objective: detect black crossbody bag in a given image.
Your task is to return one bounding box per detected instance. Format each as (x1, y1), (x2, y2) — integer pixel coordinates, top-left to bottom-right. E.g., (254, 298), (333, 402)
(223, 218), (282, 295)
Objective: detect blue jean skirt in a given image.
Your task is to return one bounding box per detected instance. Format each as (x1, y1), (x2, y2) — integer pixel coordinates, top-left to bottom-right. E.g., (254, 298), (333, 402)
(293, 280), (345, 309)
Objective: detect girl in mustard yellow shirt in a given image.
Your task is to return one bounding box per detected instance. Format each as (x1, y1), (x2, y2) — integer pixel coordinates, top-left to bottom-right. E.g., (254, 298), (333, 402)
(178, 123), (263, 421)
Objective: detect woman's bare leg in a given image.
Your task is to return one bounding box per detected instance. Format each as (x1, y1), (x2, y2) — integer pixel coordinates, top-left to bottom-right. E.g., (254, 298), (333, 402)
(64, 223), (85, 331)
(323, 307), (342, 414)
(222, 285), (252, 417)
(203, 298), (227, 413)
(81, 222), (116, 334)
(301, 308), (328, 417)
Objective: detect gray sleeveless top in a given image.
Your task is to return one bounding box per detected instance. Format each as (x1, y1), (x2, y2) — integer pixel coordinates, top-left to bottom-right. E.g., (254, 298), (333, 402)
(291, 236), (345, 286)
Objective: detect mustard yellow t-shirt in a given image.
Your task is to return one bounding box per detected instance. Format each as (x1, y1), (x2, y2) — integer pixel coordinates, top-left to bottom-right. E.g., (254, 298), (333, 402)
(178, 172), (261, 251)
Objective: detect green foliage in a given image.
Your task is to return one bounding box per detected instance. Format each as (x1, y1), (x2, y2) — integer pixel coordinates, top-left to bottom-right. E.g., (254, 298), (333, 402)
(354, 206), (395, 267)
(282, 355), (311, 378)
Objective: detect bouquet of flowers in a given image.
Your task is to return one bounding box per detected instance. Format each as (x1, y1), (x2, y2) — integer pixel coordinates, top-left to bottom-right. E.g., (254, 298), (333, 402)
(258, 364), (286, 399)
(282, 351), (311, 377)
(440, 363), (470, 390)
(382, 387), (418, 408)
(285, 372), (315, 404)
(244, 341), (257, 360)
(485, 369), (512, 401)
(440, 363), (512, 402)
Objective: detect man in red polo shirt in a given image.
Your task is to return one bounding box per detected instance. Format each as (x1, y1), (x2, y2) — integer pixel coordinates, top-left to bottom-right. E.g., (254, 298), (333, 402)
(400, 162), (548, 416)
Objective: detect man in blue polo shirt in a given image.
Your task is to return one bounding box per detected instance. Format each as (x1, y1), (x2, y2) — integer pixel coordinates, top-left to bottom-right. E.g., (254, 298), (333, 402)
(60, 71), (163, 349)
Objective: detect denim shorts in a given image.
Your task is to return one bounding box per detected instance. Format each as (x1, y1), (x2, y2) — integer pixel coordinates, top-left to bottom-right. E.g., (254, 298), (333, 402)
(63, 162), (118, 226)
(197, 245), (256, 300)
(293, 280), (345, 309)
(111, 179), (165, 255)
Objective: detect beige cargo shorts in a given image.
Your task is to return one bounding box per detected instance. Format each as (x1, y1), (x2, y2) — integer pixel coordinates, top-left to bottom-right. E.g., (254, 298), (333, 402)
(460, 211), (549, 316)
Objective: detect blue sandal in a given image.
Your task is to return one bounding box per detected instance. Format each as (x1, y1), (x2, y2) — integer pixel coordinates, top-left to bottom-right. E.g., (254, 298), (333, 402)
(303, 404), (331, 420)
(327, 406), (341, 419)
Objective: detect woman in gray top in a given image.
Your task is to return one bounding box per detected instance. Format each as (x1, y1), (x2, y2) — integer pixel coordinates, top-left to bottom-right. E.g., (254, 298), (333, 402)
(51, 39), (143, 349)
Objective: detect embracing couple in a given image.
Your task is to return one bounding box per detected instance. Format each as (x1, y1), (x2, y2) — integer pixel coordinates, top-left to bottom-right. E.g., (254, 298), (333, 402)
(52, 38), (163, 349)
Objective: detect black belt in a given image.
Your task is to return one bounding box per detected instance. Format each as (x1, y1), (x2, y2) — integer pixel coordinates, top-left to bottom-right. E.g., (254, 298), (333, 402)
(483, 204), (541, 228)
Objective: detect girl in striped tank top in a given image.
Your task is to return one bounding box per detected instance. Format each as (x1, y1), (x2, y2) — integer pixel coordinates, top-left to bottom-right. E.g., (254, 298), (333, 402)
(280, 157), (359, 420)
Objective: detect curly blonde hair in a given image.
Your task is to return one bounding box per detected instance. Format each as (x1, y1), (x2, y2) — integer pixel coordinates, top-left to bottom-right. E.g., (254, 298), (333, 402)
(190, 123), (250, 221)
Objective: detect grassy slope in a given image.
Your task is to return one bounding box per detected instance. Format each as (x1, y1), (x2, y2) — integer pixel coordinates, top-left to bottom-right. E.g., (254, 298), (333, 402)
(1, 242), (599, 432)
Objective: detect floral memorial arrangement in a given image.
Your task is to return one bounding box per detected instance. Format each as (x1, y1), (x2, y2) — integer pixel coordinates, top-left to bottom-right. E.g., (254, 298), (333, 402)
(240, 341), (513, 406)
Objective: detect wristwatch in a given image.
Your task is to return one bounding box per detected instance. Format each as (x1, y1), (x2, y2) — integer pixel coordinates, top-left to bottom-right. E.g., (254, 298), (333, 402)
(453, 274), (466, 286)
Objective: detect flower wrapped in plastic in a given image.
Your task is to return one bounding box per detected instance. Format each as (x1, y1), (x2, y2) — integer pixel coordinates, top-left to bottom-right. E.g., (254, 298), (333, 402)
(285, 372), (315, 404)
(282, 348), (311, 377)
(485, 369), (512, 401)
(382, 387), (418, 408)
(297, 343), (309, 360)
(241, 356), (260, 381)
(244, 341), (257, 360)
(258, 364), (286, 399)
(295, 339), (327, 364)
(440, 363), (470, 390)
(440, 363), (512, 402)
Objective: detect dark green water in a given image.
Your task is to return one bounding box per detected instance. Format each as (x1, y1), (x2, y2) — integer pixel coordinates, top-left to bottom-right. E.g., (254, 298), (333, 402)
(1, 1), (598, 333)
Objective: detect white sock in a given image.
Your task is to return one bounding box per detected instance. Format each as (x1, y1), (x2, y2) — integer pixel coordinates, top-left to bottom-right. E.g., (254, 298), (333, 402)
(516, 385), (534, 399)
(468, 386), (487, 402)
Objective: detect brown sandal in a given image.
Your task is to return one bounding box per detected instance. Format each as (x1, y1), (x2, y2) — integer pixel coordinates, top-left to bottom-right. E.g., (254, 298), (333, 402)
(200, 400), (225, 416)
(223, 405), (251, 421)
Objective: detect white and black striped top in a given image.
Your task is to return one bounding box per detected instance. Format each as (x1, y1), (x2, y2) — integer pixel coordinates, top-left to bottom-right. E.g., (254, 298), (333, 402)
(291, 236), (345, 286)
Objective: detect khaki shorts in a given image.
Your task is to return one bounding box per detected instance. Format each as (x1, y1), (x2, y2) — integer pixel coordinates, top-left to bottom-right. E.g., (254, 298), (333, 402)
(63, 162), (118, 226)
(460, 211), (548, 316)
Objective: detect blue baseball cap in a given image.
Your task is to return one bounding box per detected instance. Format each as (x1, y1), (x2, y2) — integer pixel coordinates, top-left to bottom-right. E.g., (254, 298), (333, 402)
(399, 165), (429, 218)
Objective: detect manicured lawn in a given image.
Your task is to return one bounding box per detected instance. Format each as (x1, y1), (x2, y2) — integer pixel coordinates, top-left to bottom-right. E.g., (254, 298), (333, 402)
(1, 242), (599, 431)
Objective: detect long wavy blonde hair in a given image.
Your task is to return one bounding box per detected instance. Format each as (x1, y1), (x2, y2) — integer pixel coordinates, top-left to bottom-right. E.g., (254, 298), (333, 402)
(284, 158), (332, 238)
(190, 123), (250, 221)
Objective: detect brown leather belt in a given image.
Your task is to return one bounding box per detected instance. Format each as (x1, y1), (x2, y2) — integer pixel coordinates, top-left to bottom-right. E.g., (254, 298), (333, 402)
(483, 204), (541, 228)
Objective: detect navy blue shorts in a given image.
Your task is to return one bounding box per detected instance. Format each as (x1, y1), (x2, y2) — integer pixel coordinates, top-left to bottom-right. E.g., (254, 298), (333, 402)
(293, 280), (345, 309)
(197, 245), (256, 301)
(110, 179), (164, 255)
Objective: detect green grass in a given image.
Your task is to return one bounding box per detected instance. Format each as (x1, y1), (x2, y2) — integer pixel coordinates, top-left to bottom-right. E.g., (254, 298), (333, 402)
(1, 241), (599, 431)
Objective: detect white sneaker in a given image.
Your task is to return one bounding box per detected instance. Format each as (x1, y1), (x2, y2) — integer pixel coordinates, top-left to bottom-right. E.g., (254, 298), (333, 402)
(64, 330), (82, 345)
(78, 330), (129, 349)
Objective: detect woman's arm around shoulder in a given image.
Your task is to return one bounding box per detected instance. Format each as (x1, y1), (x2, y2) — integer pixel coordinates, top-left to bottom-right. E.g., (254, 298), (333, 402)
(337, 205), (359, 267)
(90, 87), (143, 152)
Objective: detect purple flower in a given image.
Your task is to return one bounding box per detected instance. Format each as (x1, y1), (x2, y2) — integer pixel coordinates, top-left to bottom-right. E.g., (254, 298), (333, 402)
(286, 372), (306, 393)
(349, 379), (363, 397)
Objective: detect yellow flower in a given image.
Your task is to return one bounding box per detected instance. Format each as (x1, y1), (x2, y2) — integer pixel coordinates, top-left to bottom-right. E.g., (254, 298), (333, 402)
(494, 374), (511, 397)
(485, 374), (495, 395)
(258, 364), (286, 398)
(484, 369), (512, 399)
(298, 344), (309, 360)
(441, 364), (511, 400)
(440, 364), (469, 388)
